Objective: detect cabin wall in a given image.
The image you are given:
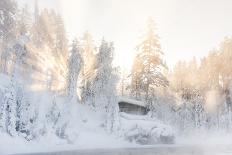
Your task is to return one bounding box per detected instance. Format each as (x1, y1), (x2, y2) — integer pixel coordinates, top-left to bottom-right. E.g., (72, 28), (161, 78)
(119, 102), (147, 115)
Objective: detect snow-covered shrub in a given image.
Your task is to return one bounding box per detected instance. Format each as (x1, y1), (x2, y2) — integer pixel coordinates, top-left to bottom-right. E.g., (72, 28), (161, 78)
(119, 112), (175, 144)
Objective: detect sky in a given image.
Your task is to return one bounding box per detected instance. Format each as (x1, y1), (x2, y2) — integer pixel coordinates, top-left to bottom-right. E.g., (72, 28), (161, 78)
(18, 0), (232, 70)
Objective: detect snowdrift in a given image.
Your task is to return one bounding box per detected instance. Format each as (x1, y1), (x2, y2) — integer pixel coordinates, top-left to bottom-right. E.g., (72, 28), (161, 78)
(119, 112), (175, 144)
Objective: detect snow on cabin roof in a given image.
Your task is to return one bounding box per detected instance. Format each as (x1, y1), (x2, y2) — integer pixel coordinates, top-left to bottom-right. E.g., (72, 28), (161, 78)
(118, 97), (147, 107)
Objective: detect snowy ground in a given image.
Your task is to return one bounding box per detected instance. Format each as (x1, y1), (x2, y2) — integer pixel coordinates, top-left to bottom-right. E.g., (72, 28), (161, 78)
(1, 105), (232, 155)
(0, 132), (134, 155)
(2, 123), (232, 155)
(0, 104), (135, 155)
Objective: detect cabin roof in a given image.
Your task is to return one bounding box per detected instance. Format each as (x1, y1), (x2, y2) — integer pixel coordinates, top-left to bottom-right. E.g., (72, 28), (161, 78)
(118, 97), (146, 108)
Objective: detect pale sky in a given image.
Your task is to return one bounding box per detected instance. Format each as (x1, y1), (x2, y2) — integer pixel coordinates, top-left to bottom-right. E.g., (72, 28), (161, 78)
(19, 0), (232, 70)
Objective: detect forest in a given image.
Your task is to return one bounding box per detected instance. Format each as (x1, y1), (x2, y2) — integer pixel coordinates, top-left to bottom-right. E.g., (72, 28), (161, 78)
(1, 0), (232, 152)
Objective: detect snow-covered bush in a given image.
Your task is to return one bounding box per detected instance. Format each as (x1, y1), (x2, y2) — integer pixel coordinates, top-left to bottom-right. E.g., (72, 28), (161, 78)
(119, 112), (175, 144)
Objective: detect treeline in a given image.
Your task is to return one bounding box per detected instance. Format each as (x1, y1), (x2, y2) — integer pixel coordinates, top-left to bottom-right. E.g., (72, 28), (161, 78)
(169, 37), (232, 132)
(119, 19), (232, 133)
(0, 0), (68, 89)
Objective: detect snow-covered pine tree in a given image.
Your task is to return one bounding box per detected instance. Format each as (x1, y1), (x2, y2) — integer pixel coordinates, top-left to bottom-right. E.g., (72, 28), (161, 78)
(13, 35), (29, 77)
(46, 95), (62, 137)
(51, 12), (68, 91)
(5, 79), (17, 136)
(0, 0), (17, 42)
(0, 46), (12, 74)
(90, 39), (119, 132)
(16, 4), (31, 37)
(66, 39), (83, 100)
(0, 0), (17, 73)
(89, 39), (114, 107)
(4, 35), (32, 138)
(34, 0), (39, 23)
(80, 31), (97, 104)
(130, 18), (168, 108)
(53, 13), (68, 59)
(15, 86), (32, 139)
(31, 9), (54, 48)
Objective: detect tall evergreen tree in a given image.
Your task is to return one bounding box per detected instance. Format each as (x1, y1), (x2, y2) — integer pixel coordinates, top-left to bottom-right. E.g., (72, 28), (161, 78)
(130, 18), (168, 101)
(90, 39), (118, 132)
(16, 5), (31, 36)
(34, 0), (39, 23)
(5, 80), (17, 137)
(0, 0), (17, 73)
(66, 39), (83, 99)
(80, 31), (97, 103)
(0, 0), (17, 43)
(52, 13), (68, 90)
(89, 39), (115, 106)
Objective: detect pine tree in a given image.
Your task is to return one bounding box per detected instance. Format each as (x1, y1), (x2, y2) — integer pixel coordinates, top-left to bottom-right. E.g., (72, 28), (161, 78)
(130, 18), (168, 101)
(0, 0), (17, 73)
(5, 78), (17, 137)
(49, 96), (60, 127)
(0, 0), (17, 42)
(66, 39), (83, 99)
(51, 13), (68, 91)
(4, 35), (32, 138)
(16, 4), (32, 36)
(218, 37), (232, 112)
(15, 86), (32, 138)
(30, 8), (67, 91)
(90, 39), (119, 132)
(80, 32), (97, 103)
(89, 39), (115, 107)
(34, 0), (39, 23)
(0, 47), (12, 74)
(53, 13), (68, 59)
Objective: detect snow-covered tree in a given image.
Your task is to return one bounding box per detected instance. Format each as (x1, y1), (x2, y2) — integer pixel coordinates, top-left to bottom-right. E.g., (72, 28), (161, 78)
(3, 35), (32, 138)
(66, 39), (83, 99)
(80, 31), (97, 103)
(89, 39), (119, 132)
(53, 13), (68, 59)
(15, 86), (32, 139)
(88, 39), (114, 106)
(34, 0), (39, 23)
(0, 0), (17, 42)
(51, 13), (68, 91)
(5, 81), (17, 136)
(1, 47), (12, 74)
(16, 5), (31, 36)
(130, 18), (168, 102)
(12, 36), (28, 76)
(0, 0), (17, 73)
(29, 6), (68, 91)
(46, 95), (64, 138)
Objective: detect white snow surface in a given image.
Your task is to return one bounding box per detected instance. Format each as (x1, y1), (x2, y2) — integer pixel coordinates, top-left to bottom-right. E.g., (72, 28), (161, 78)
(0, 131), (133, 155)
(0, 73), (134, 154)
(0, 103), (133, 155)
(118, 97), (146, 107)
